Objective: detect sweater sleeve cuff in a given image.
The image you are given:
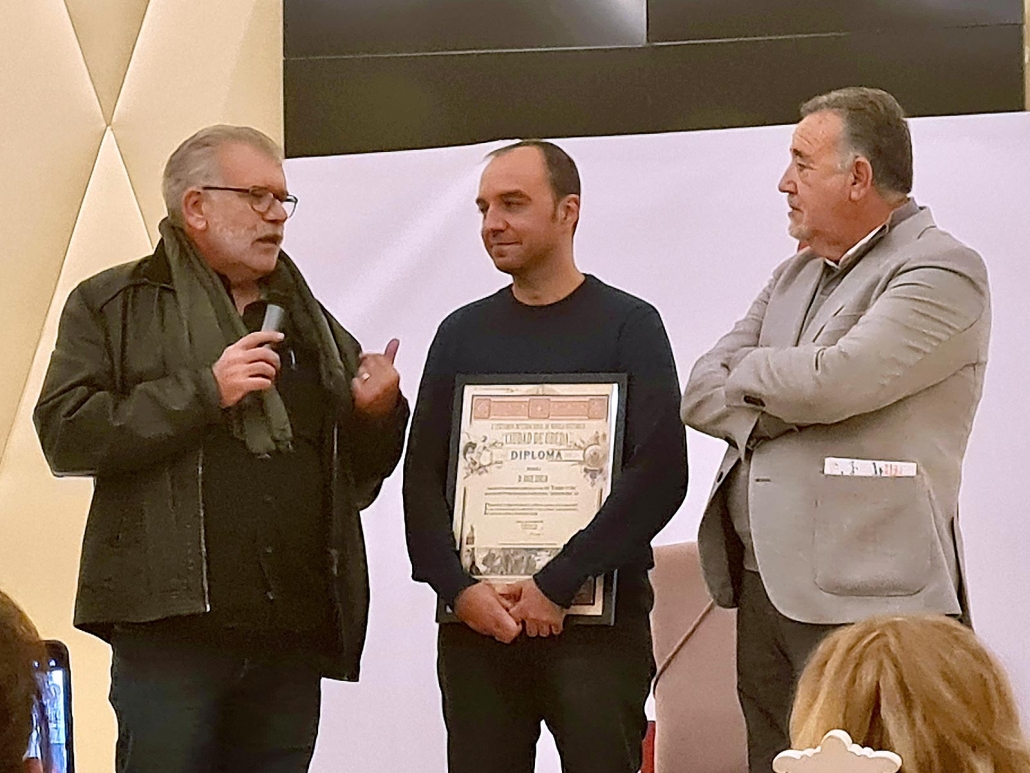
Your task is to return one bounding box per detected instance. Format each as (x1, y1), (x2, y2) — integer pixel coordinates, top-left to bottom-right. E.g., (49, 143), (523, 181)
(357, 394), (410, 431)
(438, 567), (478, 610)
(533, 558), (588, 609)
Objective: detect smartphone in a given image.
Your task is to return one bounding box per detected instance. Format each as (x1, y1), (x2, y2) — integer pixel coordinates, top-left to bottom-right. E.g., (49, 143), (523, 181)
(26, 640), (75, 773)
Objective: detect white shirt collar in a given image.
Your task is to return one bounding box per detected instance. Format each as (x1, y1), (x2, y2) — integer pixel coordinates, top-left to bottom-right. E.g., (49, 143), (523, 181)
(822, 198), (918, 272)
(824, 222), (885, 271)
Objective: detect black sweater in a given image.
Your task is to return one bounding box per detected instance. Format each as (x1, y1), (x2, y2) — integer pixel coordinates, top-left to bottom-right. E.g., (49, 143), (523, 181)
(403, 275), (688, 610)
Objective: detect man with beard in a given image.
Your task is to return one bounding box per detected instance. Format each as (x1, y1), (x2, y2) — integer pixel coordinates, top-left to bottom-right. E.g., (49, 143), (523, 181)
(34, 125), (409, 773)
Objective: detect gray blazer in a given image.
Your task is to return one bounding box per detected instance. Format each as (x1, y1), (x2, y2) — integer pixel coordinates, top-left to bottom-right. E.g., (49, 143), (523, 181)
(682, 206), (990, 624)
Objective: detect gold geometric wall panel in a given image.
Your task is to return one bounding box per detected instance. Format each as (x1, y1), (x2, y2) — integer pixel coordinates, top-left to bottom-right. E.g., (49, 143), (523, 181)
(0, 129), (153, 773)
(0, 3), (283, 771)
(115, 0), (284, 244)
(0, 0), (106, 464)
(64, 0), (151, 122)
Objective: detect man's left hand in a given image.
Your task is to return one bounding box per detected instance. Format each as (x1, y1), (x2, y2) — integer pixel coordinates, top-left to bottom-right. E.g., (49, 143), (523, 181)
(500, 579), (567, 637)
(353, 338), (401, 418)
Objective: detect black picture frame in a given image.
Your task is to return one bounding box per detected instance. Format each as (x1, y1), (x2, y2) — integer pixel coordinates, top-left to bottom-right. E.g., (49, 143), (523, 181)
(437, 372), (628, 626)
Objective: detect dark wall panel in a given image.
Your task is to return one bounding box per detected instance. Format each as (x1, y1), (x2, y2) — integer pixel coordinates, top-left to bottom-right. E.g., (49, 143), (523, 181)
(649, 26), (1023, 131)
(285, 25), (1024, 158)
(649, 0), (1023, 41)
(285, 47), (649, 158)
(284, 0), (646, 58)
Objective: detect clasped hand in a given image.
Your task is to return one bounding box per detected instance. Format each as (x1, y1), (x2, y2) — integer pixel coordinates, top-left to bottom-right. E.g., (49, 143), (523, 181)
(454, 579), (566, 643)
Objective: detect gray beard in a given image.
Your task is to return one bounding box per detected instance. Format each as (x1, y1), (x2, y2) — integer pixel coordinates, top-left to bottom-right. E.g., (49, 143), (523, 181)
(787, 221), (808, 242)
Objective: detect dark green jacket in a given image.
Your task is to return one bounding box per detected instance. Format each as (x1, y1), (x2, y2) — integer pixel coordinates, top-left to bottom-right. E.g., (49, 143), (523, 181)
(33, 243), (408, 681)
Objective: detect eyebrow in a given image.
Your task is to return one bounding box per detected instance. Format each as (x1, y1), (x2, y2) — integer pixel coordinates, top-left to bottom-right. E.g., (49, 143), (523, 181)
(475, 189), (530, 208)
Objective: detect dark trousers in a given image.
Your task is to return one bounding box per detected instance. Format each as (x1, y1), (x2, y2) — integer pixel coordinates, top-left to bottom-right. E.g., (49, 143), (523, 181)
(438, 613), (655, 773)
(736, 571), (839, 773)
(109, 629), (322, 773)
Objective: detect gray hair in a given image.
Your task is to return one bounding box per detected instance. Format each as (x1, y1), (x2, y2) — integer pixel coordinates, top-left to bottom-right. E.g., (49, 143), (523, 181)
(800, 87), (913, 198)
(162, 125), (283, 225)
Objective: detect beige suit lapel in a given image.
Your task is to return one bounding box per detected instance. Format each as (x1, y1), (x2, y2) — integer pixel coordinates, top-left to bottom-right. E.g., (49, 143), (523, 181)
(799, 207), (934, 344)
(760, 251), (824, 347)
(800, 300), (846, 344)
(799, 251), (882, 345)
(800, 234), (889, 344)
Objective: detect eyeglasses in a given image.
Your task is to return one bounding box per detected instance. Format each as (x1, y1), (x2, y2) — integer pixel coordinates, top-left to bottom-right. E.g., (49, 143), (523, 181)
(201, 185), (298, 218)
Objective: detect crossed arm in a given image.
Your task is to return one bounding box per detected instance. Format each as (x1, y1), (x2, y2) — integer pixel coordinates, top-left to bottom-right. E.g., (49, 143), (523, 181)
(724, 262), (988, 426)
(680, 275), (770, 450)
(683, 254), (988, 442)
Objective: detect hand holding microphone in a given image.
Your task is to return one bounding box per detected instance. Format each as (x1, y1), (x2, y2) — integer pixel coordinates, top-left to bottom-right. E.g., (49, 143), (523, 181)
(211, 303), (287, 408)
(212, 329), (284, 408)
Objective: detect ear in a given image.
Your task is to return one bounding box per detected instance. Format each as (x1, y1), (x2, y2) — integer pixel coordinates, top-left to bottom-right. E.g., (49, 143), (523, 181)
(559, 194), (580, 230)
(181, 188), (208, 231)
(849, 157), (875, 201)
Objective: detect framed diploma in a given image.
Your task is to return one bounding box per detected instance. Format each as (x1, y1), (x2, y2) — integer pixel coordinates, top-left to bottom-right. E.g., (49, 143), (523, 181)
(439, 373), (627, 626)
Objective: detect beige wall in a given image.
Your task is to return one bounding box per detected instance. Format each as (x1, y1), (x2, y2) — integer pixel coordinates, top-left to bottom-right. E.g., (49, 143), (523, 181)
(0, 2), (283, 771)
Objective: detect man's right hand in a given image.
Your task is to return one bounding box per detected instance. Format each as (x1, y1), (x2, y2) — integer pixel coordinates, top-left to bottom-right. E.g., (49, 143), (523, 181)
(212, 331), (284, 408)
(453, 582), (522, 644)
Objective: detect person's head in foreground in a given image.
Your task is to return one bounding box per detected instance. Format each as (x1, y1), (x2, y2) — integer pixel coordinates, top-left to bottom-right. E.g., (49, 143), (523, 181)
(791, 615), (1030, 773)
(0, 590), (47, 773)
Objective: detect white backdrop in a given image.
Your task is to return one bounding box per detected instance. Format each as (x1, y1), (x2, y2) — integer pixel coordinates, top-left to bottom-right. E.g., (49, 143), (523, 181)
(282, 112), (1030, 772)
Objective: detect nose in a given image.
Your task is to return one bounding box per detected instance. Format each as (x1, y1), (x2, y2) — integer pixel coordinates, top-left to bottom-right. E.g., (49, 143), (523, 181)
(265, 199), (288, 224)
(778, 164), (796, 195)
(481, 204), (506, 234)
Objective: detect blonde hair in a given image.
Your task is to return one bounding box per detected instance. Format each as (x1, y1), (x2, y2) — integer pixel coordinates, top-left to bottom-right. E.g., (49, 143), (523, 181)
(162, 125), (283, 225)
(791, 615), (1030, 773)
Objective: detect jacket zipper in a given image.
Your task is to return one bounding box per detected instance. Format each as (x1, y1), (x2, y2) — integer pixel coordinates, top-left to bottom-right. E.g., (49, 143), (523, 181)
(329, 424), (340, 578)
(198, 447), (211, 610)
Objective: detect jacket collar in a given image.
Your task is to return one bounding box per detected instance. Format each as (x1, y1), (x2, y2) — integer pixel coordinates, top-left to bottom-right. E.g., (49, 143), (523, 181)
(827, 198), (922, 273)
(135, 239), (268, 301)
(133, 239), (175, 288)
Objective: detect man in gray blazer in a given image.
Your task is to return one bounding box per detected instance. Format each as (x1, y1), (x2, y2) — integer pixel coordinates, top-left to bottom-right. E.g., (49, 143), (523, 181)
(681, 87), (990, 773)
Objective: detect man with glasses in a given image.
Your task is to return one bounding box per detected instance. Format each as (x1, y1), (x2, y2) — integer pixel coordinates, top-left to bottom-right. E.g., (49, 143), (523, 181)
(34, 125), (409, 773)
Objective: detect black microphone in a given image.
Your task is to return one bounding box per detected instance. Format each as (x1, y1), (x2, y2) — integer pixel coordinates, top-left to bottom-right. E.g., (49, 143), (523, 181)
(260, 302), (296, 370)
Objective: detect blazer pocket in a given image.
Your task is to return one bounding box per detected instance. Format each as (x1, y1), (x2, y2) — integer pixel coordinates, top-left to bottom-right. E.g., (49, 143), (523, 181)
(813, 474), (934, 597)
